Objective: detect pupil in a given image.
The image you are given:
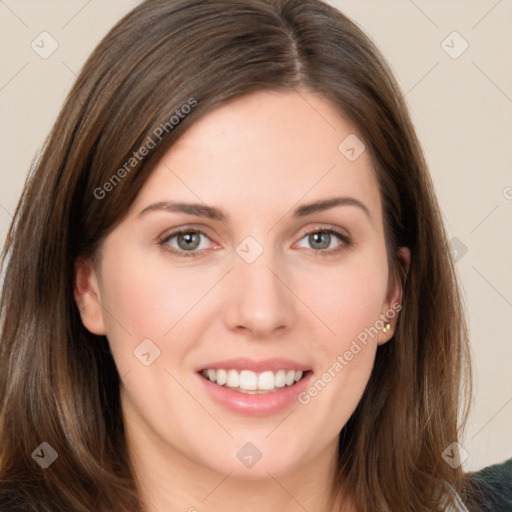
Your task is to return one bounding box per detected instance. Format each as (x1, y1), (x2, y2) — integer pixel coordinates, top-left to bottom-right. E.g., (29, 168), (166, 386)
(178, 232), (200, 250)
(309, 231), (330, 250)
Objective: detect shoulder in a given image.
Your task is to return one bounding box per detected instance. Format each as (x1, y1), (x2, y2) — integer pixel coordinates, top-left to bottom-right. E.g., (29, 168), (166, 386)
(463, 457), (512, 511)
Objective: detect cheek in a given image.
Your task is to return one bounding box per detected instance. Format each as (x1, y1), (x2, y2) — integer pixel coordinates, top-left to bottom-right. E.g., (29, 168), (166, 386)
(301, 256), (389, 349)
(96, 246), (219, 371)
(294, 262), (387, 436)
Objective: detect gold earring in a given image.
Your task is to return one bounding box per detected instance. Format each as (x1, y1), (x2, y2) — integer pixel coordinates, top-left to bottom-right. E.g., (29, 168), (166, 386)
(382, 322), (391, 333)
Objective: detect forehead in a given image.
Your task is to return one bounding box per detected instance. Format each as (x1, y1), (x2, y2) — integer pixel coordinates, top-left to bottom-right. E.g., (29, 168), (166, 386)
(131, 90), (381, 220)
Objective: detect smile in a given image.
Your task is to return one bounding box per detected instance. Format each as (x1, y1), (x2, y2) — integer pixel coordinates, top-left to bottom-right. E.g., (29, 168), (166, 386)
(195, 357), (313, 415)
(200, 368), (307, 393)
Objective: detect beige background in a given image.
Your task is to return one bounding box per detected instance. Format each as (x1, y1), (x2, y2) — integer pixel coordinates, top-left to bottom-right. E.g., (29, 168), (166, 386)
(0, 1), (511, 472)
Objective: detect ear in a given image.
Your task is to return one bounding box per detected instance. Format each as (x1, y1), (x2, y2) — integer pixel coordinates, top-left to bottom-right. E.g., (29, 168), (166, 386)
(74, 256), (106, 335)
(377, 246), (411, 345)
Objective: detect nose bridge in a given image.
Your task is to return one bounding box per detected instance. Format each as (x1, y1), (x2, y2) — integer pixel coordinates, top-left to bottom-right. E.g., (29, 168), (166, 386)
(223, 238), (296, 336)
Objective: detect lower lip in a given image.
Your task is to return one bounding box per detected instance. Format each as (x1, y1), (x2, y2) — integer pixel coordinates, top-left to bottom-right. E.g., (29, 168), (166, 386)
(196, 371), (313, 417)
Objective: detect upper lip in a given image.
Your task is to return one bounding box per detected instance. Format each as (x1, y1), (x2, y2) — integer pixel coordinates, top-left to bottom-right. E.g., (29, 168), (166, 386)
(196, 358), (312, 373)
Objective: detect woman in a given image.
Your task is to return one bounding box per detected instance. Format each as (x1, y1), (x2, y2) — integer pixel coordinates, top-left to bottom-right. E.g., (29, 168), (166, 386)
(0, 0), (509, 511)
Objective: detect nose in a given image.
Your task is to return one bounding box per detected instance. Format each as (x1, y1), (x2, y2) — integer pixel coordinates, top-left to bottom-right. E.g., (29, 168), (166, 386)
(222, 250), (297, 339)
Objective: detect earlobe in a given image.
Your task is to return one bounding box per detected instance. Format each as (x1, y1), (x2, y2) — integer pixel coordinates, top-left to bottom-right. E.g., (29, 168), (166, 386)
(377, 246), (411, 345)
(74, 257), (106, 336)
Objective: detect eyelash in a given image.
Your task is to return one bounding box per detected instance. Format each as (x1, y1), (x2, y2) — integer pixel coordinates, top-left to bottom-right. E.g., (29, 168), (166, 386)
(158, 226), (352, 259)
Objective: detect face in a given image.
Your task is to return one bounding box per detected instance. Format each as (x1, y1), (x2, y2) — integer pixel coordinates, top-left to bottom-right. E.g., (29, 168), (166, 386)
(75, 90), (408, 481)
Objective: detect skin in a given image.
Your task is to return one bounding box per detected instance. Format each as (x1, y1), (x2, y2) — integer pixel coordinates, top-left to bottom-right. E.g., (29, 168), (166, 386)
(75, 90), (410, 512)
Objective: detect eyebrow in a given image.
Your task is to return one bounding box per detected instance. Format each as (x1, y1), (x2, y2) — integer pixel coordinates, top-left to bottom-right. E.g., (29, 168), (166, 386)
(138, 196), (371, 222)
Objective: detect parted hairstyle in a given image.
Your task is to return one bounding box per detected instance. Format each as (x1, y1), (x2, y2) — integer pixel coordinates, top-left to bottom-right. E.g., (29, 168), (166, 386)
(0, 0), (473, 511)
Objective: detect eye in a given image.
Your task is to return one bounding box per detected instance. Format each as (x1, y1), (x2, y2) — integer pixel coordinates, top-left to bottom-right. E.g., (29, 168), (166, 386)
(158, 226), (351, 259)
(158, 228), (217, 258)
(295, 228), (351, 255)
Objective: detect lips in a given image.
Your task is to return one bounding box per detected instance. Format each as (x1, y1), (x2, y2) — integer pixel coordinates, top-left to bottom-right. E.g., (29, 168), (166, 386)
(196, 357), (311, 373)
(195, 358), (313, 415)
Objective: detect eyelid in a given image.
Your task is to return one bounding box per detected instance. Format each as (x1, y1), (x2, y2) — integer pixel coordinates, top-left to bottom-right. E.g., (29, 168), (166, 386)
(299, 224), (350, 239)
(158, 223), (216, 243)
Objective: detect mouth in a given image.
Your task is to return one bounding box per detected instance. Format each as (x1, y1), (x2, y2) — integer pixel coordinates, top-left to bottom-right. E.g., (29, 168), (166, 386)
(195, 358), (314, 416)
(198, 368), (312, 394)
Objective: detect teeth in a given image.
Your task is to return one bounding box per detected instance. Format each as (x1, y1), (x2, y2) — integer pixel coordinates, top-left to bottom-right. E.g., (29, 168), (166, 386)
(216, 369), (227, 386)
(226, 369), (239, 388)
(240, 370), (257, 390)
(201, 368), (305, 392)
(274, 370), (286, 388)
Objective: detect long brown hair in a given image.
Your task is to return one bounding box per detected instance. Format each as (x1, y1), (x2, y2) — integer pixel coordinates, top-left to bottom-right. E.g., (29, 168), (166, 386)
(0, 0), (472, 510)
